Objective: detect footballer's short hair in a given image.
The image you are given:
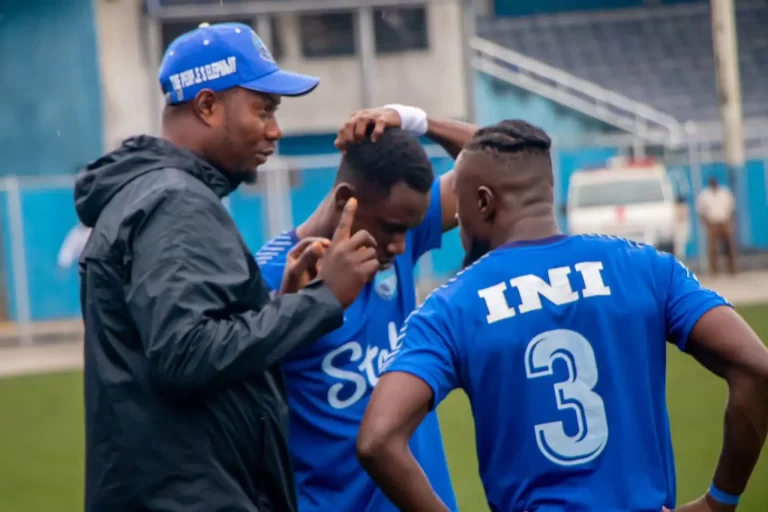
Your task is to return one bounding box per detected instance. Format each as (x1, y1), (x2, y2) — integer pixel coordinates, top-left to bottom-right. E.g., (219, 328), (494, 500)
(465, 120), (552, 158)
(337, 127), (434, 195)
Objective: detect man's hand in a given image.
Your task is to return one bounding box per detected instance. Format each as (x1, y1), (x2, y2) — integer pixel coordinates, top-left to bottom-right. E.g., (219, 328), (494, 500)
(334, 108), (401, 151)
(663, 495), (736, 512)
(319, 198), (379, 307)
(280, 237), (330, 294)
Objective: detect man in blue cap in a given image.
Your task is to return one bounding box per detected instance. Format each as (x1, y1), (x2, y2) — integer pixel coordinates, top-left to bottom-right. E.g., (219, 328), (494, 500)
(76, 22), (379, 512)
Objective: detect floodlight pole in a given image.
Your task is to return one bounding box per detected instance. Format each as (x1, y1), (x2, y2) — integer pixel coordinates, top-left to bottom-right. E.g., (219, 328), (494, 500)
(356, 6), (377, 108)
(461, 0), (477, 122)
(711, 0), (747, 244)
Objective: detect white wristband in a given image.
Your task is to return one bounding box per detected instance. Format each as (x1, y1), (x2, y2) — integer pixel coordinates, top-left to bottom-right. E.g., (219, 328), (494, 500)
(383, 104), (428, 136)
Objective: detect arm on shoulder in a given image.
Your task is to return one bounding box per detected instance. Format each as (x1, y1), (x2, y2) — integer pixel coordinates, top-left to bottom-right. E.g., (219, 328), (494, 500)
(425, 117), (477, 232)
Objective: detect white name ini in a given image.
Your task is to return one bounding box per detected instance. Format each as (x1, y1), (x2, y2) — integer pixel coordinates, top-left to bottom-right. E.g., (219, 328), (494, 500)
(321, 322), (400, 409)
(477, 261), (613, 467)
(168, 56), (237, 91)
(478, 261), (611, 323)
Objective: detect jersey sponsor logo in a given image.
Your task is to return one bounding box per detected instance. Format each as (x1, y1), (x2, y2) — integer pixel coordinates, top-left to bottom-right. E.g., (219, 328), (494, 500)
(373, 267), (398, 300)
(321, 322), (400, 409)
(477, 261), (611, 323)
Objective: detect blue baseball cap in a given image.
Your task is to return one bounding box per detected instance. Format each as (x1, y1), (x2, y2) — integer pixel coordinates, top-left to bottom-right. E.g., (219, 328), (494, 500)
(159, 22), (319, 104)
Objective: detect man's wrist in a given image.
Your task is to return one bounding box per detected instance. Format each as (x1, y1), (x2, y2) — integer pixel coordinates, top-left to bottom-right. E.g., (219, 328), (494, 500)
(383, 104), (428, 136)
(707, 483), (740, 507)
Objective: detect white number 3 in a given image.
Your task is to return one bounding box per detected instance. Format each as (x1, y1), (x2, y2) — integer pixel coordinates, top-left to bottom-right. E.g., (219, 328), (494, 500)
(525, 329), (609, 466)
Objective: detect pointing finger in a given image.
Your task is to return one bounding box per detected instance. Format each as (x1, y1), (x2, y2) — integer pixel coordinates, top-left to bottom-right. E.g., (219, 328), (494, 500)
(332, 198), (358, 244)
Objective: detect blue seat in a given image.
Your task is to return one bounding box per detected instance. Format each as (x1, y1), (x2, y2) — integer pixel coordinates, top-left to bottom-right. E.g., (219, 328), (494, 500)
(478, 2), (768, 122)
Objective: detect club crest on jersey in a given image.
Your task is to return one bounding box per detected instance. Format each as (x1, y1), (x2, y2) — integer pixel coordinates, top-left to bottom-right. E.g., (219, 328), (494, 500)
(374, 267), (398, 300)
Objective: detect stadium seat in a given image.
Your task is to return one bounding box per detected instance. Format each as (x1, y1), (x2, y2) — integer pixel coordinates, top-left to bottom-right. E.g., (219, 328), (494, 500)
(479, 2), (768, 122)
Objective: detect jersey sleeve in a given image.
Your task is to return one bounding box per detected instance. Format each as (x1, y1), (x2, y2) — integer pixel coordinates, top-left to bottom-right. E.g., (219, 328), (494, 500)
(257, 260), (284, 292)
(255, 237), (292, 292)
(661, 252), (731, 350)
(383, 293), (460, 409)
(408, 178), (444, 264)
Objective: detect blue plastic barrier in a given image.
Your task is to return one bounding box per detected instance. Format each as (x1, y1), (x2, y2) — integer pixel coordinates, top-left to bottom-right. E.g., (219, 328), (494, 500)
(2, 156), (766, 322)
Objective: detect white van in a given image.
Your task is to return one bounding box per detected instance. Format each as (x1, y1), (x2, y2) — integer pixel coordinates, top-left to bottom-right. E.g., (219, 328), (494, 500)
(564, 158), (690, 257)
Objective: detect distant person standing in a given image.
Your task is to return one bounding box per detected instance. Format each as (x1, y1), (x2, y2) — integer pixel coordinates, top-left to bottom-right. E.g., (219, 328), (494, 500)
(696, 177), (736, 275)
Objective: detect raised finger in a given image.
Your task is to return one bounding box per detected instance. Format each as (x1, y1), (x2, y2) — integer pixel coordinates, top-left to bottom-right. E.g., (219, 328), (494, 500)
(332, 198), (358, 244)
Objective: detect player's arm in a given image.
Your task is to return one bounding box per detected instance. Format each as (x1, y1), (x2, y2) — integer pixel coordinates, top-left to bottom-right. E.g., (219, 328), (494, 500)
(357, 297), (459, 511)
(662, 256), (768, 510)
(357, 373), (449, 512)
(424, 116), (475, 231)
(335, 106), (478, 232)
(685, 308), (768, 510)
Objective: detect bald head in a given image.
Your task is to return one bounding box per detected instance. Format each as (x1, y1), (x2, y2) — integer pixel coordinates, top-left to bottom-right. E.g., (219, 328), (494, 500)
(453, 120), (559, 266)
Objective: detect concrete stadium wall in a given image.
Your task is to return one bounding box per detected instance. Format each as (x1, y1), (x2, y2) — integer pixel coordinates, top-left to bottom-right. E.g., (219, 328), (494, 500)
(96, 0), (467, 141)
(0, 0), (103, 176)
(95, 0), (157, 150)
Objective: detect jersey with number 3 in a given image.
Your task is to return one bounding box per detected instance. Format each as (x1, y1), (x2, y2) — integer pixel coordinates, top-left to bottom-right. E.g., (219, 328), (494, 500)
(385, 234), (730, 512)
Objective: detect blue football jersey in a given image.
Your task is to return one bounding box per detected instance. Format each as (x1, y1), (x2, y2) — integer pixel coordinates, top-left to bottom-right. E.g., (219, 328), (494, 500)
(386, 234), (730, 512)
(257, 180), (457, 512)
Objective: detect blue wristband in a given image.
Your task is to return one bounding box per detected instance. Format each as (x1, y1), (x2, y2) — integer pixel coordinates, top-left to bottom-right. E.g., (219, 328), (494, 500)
(708, 483), (740, 506)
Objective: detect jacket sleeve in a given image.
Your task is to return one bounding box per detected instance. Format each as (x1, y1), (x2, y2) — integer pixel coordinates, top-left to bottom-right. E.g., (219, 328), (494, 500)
(125, 187), (344, 396)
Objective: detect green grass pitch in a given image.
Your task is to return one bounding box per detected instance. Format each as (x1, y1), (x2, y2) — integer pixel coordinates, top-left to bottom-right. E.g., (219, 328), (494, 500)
(1, 304), (767, 511)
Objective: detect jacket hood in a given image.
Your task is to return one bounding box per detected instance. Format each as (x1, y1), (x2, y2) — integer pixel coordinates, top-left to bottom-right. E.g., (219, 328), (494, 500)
(75, 135), (235, 227)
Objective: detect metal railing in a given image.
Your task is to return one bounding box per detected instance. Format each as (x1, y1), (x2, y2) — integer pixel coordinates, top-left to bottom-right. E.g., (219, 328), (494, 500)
(470, 37), (683, 146)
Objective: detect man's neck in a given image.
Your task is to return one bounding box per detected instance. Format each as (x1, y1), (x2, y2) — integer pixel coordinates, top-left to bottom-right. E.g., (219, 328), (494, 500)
(295, 195), (337, 240)
(491, 212), (561, 250)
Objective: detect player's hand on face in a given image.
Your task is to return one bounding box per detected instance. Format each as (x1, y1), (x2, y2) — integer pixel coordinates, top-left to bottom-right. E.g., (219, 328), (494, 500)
(319, 198), (379, 308)
(334, 107), (402, 152)
(663, 495), (736, 512)
(280, 237), (330, 294)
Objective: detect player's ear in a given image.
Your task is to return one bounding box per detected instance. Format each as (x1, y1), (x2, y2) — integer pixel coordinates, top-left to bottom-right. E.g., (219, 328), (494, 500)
(332, 183), (355, 212)
(477, 186), (495, 220)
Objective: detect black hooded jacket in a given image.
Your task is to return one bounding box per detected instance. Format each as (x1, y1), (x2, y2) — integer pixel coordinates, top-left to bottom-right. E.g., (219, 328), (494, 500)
(76, 136), (344, 512)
